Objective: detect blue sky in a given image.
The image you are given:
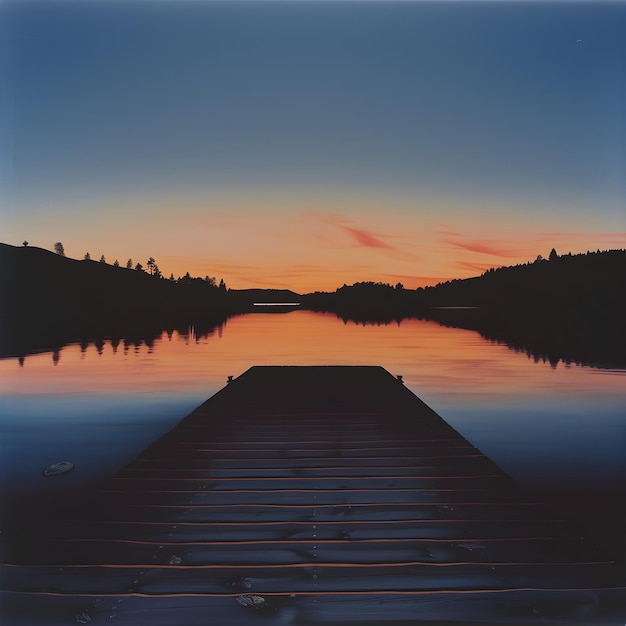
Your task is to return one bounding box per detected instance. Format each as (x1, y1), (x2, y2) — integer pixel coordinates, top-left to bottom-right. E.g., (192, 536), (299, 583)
(1, 0), (624, 290)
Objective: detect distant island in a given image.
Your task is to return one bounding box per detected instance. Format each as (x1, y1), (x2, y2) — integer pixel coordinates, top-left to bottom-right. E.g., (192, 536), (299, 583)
(1, 242), (624, 368)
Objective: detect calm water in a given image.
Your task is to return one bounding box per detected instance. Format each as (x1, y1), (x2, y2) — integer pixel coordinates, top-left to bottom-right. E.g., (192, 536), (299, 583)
(1, 310), (624, 527)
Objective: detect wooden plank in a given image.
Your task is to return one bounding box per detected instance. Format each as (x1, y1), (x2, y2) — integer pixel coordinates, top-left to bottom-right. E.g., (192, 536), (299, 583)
(45, 537), (603, 566)
(2, 561), (618, 595)
(3, 589), (626, 625)
(90, 490), (522, 507)
(171, 437), (470, 445)
(104, 475), (511, 491)
(171, 442), (476, 450)
(58, 504), (566, 525)
(138, 448), (483, 460)
(47, 519), (576, 543)
(127, 455), (489, 470)
(116, 458), (500, 478)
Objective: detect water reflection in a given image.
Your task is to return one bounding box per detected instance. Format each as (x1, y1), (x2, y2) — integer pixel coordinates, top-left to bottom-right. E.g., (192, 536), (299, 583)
(0, 311), (624, 536)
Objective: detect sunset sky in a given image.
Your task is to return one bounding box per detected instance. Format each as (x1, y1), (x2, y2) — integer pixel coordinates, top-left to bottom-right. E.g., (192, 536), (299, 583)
(1, 0), (624, 291)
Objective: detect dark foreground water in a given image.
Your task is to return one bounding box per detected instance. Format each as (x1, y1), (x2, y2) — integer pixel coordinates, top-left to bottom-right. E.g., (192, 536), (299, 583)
(1, 311), (624, 549)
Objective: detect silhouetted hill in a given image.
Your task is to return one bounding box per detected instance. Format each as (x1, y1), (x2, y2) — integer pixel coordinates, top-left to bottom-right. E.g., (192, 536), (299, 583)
(228, 288), (302, 307)
(304, 250), (626, 315)
(416, 249), (626, 313)
(302, 250), (626, 368)
(0, 243), (240, 357)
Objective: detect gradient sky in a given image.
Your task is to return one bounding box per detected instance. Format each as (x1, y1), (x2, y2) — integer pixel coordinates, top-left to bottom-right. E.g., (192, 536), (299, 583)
(1, 0), (625, 291)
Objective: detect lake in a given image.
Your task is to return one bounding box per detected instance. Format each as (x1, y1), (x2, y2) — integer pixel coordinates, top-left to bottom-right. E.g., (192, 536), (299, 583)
(1, 310), (624, 544)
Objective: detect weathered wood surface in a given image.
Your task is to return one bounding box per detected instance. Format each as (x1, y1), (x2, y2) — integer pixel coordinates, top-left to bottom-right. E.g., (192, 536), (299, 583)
(2, 365), (625, 624)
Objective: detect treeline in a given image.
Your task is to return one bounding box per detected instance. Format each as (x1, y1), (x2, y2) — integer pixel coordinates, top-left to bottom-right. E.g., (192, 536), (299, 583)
(0, 243), (243, 357)
(416, 248), (625, 311)
(421, 249), (626, 368)
(47, 240), (227, 288)
(302, 249), (626, 368)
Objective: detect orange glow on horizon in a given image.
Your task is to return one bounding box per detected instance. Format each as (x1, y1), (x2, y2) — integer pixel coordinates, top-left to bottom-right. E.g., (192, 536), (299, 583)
(7, 191), (625, 293)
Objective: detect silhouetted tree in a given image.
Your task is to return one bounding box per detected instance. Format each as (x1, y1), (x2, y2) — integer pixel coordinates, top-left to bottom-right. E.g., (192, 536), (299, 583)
(146, 257), (156, 275)
(84, 252), (91, 261)
(99, 255), (106, 263)
(219, 278), (226, 292)
(54, 242), (65, 256)
(22, 241), (28, 247)
(135, 263), (143, 271)
(549, 248), (558, 261)
(113, 259), (120, 267)
(126, 258), (133, 269)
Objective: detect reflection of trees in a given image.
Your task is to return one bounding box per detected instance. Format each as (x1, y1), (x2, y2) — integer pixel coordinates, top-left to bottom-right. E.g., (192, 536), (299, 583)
(321, 309), (624, 370)
(0, 243), (245, 359)
(423, 308), (624, 370)
(14, 322), (228, 364)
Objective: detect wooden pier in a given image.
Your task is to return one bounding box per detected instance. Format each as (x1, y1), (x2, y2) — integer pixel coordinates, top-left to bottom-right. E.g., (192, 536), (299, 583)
(2, 366), (625, 624)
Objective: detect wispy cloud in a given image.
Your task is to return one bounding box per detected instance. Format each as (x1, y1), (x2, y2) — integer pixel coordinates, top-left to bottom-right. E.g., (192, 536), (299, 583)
(444, 239), (520, 257)
(315, 213), (423, 262)
(315, 212), (399, 249)
(338, 225), (394, 249)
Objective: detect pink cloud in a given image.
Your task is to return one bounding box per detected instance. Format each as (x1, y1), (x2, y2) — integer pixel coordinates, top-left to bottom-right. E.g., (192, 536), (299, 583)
(339, 225), (394, 249)
(317, 212), (404, 248)
(309, 213), (422, 262)
(444, 239), (520, 257)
